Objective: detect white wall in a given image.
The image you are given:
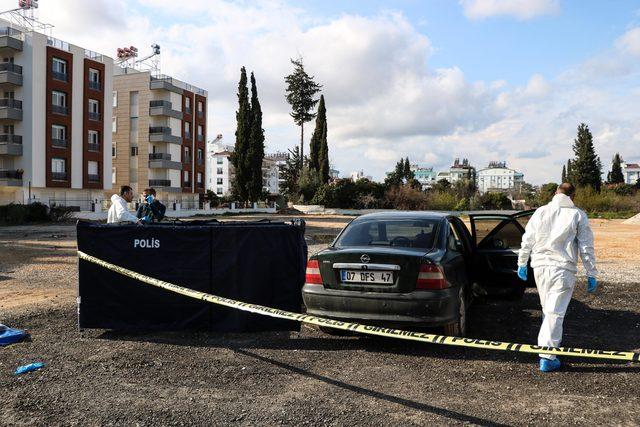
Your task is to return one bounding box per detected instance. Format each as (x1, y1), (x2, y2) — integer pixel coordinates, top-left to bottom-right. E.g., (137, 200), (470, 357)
(102, 57), (113, 190)
(70, 44), (84, 189)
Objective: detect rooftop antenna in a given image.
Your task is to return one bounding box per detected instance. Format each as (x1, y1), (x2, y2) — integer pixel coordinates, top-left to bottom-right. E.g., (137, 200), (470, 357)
(116, 43), (161, 76)
(0, 1), (54, 36)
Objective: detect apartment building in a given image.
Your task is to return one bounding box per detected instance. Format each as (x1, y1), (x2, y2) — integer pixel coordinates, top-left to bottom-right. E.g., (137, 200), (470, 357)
(263, 152), (288, 195)
(410, 164), (437, 190)
(622, 161), (640, 185)
(111, 68), (207, 206)
(477, 161), (524, 194)
(0, 19), (113, 206)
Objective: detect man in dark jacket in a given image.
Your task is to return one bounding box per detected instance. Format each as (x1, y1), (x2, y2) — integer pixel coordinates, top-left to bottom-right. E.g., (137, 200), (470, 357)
(137, 188), (166, 223)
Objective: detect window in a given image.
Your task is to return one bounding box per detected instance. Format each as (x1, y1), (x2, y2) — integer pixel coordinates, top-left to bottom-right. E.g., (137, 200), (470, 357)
(52, 57), (67, 80)
(51, 125), (66, 148)
(112, 117), (117, 133)
(216, 187), (223, 195)
(89, 99), (99, 113)
(447, 223), (463, 253)
(198, 101), (203, 112)
(197, 124), (203, 136)
(52, 90), (67, 107)
(51, 157), (65, 173)
(112, 91), (117, 107)
(184, 146), (190, 157)
(131, 146), (138, 156)
(3, 124), (14, 134)
(183, 171), (189, 182)
(217, 167), (223, 175)
(89, 68), (99, 83)
(335, 218), (438, 250)
(197, 172), (202, 183)
(185, 97), (191, 110)
(112, 167), (116, 184)
(217, 178), (223, 185)
(197, 148), (203, 159)
(216, 157), (223, 165)
(475, 219), (523, 250)
(112, 144), (116, 157)
(88, 130), (99, 148)
(185, 122), (191, 136)
(88, 161), (98, 175)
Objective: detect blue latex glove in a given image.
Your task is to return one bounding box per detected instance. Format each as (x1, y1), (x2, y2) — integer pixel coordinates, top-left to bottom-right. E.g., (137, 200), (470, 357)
(587, 276), (598, 293)
(517, 266), (528, 281)
(145, 195), (154, 204)
(143, 214), (152, 223)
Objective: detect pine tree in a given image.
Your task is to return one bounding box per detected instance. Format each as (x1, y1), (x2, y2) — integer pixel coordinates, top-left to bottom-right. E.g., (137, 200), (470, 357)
(609, 153), (624, 184)
(231, 67), (251, 201)
(561, 164), (567, 183)
(284, 57), (322, 168)
(571, 123), (602, 191)
(309, 95), (326, 172)
(279, 146), (301, 199)
(248, 72), (265, 202)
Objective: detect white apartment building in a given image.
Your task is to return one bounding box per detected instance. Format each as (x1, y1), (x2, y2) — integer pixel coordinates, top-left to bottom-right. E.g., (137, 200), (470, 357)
(477, 161), (524, 194)
(622, 162), (640, 185)
(350, 170), (372, 182)
(263, 152), (288, 195)
(0, 18), (113, 207)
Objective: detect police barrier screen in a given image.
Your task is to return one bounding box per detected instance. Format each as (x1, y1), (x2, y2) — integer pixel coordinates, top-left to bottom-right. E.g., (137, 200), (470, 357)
(77, 220), (307, 332)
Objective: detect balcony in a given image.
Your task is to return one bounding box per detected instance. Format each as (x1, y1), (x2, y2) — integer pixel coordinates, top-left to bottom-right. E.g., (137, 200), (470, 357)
(197, 158), (204, 166)
(0, 98), (22, 120)
(183, 154), (191, 164)
(52, 104), (68, 116)
(197, 182), (204, 189)
(0, 27), (23, 52)
(148, 126), (181, 145)
(0, 134), (22, 155)
(89, 80), (101, 91)
(52, 138), (68, 149)
(88, 111), (101, 121)
(185, 106), (192, 115)
(88, 143), (100, 152)
(52, 71), (68, 82)
(184, 131), (192, 141)
(88, 174), (100, 183)
(149, 153), (182, 170)
(197, 111), (204, 119)
(52, 172), (68, 181)
(0, 169), (22, 186)
(0, 62), (22, 86)
(148, 179), (180, 192)
(149, 76), (183, 94)
(183, 181), (191, 188)
(197, 134), (204, 142)
(149, 100), (183, 120)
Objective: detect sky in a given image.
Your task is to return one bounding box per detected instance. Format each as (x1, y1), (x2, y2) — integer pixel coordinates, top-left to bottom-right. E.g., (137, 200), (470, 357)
(3, 0), (640, 184)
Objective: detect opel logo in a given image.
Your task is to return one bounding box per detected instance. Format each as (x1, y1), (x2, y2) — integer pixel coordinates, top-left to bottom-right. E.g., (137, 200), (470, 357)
(360, 254), (370, 263)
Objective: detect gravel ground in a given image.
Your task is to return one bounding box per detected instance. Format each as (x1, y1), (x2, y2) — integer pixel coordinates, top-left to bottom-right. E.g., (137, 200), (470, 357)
(1, 218), (639, 426)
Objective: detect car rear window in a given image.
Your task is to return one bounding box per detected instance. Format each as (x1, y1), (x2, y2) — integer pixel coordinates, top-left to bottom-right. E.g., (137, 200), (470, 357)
(335, 218), (439, 249)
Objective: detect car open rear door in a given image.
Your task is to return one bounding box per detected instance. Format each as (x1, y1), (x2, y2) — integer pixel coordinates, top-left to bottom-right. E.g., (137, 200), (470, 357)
(469, 210), (535, 299)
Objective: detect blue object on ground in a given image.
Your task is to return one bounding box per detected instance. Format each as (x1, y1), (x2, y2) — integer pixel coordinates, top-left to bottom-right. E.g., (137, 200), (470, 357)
(0, 325), (28, 346)
(517, 266), (528, 281)
(15, 362), (45, 375)
(539, 358), (561, 372)
(587, 276), (598, 293)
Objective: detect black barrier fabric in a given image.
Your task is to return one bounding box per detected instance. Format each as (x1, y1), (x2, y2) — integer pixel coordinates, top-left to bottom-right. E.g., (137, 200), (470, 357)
(77, 220), (306, 332)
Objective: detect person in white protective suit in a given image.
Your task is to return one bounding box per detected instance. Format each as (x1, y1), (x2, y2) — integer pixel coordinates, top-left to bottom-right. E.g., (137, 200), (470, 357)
(107, 185), (142, 224)
(517, 182), (597, 372)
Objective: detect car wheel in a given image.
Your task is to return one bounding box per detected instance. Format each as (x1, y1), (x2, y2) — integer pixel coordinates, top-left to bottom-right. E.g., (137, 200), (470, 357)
(443, 287), (467, 337)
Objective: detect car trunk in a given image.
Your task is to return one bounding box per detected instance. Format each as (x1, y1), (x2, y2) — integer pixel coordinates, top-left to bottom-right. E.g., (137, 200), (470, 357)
(316, 246), (433, 293)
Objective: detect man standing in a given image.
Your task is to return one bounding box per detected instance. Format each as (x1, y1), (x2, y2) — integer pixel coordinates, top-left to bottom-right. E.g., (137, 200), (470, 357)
(107, 185), (141, 224)
(136, 188), (166, 223)
(517, 183), (598, 372)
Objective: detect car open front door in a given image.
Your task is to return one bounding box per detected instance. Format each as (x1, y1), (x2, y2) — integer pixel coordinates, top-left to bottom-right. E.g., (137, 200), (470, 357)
(469, 210), (536, 299)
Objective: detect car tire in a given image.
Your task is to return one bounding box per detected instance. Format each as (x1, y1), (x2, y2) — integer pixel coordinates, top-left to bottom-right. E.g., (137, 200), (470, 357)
(443, 287), (467, 337)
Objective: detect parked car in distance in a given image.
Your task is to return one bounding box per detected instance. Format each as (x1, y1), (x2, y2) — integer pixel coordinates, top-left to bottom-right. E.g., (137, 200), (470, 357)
(303, 210), (535, 336)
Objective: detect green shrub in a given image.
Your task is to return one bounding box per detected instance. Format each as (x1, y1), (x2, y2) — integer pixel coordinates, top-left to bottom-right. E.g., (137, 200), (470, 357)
(574, 186), (640, 213)
(478, 192), (513, 210)
(0, 202), (50, 225)
(427, 191), (458, 210)
(385, 186), (429, 210)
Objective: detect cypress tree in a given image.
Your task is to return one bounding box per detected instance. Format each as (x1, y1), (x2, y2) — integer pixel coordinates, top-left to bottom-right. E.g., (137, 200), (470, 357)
(571, 123), (602, 191)
(319, 118), (330, 183)
(232, 67), (251, 201)
(309, 95), (326, 172)
(561, 165), (566, 183)
(403, 157), (413, 181)
(609, 153), (624, 184)
(248, 72), (265, 201)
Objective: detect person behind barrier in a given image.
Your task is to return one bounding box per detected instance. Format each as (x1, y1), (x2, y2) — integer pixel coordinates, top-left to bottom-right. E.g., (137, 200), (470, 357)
(137, 188), (166, 223)
(517, 182), (597, 373)
(107, 185), (142, 224)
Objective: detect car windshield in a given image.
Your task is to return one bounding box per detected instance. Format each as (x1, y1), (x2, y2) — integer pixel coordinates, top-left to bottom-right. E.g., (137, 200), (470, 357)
(335, 218), (439, 250)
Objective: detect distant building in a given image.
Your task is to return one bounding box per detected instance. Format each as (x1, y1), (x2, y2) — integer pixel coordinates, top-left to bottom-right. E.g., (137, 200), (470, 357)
(329, 169), (340, 180)
(350, 170), (372, 182)
(262, 152), (288, 195)
(622, 162), (640, 185)
(410, 164), (437, 190)
(448, 158), (476, 183)
(477, 161), (524, 194)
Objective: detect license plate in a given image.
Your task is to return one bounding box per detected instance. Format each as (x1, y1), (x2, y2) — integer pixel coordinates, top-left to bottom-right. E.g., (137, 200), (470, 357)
(341, 270), (393, 284)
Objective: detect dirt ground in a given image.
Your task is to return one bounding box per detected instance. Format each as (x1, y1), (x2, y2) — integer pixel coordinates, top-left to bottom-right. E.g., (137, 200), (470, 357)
(1, 216), (639, 426)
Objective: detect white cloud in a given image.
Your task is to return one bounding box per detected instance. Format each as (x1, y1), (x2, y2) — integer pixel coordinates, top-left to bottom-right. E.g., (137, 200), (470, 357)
(615, 27), (640, 56)
(460, 0), (560, 21)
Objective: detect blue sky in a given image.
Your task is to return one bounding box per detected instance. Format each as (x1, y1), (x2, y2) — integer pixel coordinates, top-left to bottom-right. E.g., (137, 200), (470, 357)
(8, 0), (640, 183)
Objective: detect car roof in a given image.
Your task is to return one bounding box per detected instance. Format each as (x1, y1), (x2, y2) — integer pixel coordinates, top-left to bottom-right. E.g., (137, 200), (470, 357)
(353, 211), (451, 221)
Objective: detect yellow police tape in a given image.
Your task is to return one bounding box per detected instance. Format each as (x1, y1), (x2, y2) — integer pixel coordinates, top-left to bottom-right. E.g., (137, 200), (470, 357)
(77, 251), (640, 363)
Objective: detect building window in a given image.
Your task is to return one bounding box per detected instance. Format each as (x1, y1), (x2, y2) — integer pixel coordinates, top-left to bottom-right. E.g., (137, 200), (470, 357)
(216, 187), (223, 195)
(88, 99), (100, 120)
(183, 171), (189, 182)
(112, 117), (117, 133)
(51, 125), (66, 148)
(112, 167), (116, 184)
(216, 157), (223, 165)
(197, 148), (203, 159)
(88, 160), (99, 177)
(197, 172), (202, 183)
(197, 124), (203, 136)
(217, 167), (223, 175)
(51, 157), (66, 180)
(184, 146), (190, 158)
(217, 178), (223, 185)
(131, 146), (138, 156)
(112, 144), (116, 157)
(185, 97), (191, 113)
(184, 122), (191, 139)
(198, 101), (203, 112)
(112, 91), (117, 107)
(52, 90), (67, 115)
(52, 57), (67, 81)
(88, 68), (100, 90)
(88, 130), (99, 151)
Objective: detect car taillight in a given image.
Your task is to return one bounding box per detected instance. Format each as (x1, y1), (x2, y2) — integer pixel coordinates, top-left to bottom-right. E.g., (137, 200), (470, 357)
(416, 263), (448, 290)
(305, 259), (323, 285)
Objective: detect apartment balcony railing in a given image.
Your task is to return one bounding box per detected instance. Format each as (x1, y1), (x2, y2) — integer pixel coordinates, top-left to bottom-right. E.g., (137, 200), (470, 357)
(52, 71), (68, 82)
(0, 98), (22, 109)
(197, 134), (204, 142)
(197, 111), (204, 119)
(149, 100), (182, 119)
(52, 172), (68, 181)
(0, 134), (22, 144)
(183, 181), (191, 188)
(0, 136), (23, 155)
(52, 105), (68, 115)
(0, 169), (22, 179)
(185, 106), (192, 115)
(183, 154), (191, 164)
(150, 100), (171, 108)
(89, 81), (101, 91)
(149, 127), (181, 144)
(52, 138), (67, 149)
(0, 98), (23, 120)
(47, 37), (70, 52)
(149, 126), (171, 134)
(150, 74), (207, 96)
(149, 153), (172, 161)
(0, 62), (21, 73)
(184, 131), (192, 140)
(88, 143), (100, 152)
(88, 174), (100, 183)
(0, 27), (23, 51)
(88, 112), (101, 121)
(149, 179), (172, 187)
(197, 158), (204, 166)
(0, 62), (23, 86)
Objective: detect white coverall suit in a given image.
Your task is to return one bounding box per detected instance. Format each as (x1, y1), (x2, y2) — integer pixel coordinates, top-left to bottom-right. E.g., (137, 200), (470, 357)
(107, 194), (139, 224)
(518, 193), (597, 360)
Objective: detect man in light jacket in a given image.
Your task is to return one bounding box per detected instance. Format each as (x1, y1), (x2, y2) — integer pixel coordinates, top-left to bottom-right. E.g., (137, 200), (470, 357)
(517, 182), (597, 372)
(107, 185), (141, 224)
